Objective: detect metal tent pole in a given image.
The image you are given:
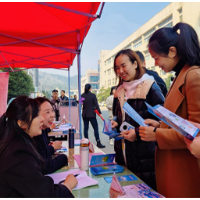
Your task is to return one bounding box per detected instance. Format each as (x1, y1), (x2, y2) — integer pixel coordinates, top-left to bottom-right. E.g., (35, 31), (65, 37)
(68, 68), (71, 123)
(77, 32), (82, 139)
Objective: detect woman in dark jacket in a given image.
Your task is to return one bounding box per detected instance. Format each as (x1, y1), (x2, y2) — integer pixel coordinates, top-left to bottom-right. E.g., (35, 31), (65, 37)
(33, 97), (68, 174)
(0, 96), (77, 197)
(112, 49), (165, 190)
(81, 84), (105, 148)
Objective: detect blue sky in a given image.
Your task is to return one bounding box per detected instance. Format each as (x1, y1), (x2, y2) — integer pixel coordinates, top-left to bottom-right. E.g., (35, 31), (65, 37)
(40, 2), (170, 76)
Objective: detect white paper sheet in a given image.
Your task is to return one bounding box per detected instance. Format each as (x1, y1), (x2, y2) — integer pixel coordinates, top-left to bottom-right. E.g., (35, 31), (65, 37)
(46, 169), (98, 190)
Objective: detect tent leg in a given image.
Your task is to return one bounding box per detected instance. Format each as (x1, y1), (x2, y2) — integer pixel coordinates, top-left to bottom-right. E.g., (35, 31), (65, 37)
(68, 69), (71, 123)
(77, 52), (82, 139)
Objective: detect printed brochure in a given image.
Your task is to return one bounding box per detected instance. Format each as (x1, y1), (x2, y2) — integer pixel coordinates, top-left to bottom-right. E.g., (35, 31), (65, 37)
(145, 102), (199, 140)
(90, 154), (124, 175)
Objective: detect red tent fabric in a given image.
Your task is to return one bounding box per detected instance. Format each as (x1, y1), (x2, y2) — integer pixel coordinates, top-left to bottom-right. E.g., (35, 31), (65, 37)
(0, 2), (101, 69)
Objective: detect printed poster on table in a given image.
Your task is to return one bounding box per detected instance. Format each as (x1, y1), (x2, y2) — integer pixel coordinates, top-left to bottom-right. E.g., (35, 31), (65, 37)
(0, 72), (9, 117)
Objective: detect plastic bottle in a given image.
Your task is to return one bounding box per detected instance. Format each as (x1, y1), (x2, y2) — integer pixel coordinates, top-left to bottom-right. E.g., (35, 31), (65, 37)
(61, 114), (67, 124)
(80, 138), (89, 170)
(68, 128), (74, 148)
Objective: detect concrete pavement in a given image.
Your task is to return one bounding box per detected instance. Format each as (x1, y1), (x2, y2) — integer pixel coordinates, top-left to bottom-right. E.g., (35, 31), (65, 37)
(81, 106), (115, 154)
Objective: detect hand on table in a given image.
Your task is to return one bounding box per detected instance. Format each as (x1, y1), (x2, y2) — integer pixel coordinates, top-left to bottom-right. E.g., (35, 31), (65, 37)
(51, 141), (62, 150)
(63, 174), (78, 192)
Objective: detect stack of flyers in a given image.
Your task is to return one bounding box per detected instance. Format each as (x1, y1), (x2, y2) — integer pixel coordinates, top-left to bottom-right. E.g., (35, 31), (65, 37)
(123, 183), (165, 198)
(137, 189), (165, 198)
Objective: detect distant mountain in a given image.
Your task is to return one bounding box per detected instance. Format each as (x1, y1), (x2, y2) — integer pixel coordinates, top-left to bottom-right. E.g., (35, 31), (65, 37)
(38, 71), (79, 92)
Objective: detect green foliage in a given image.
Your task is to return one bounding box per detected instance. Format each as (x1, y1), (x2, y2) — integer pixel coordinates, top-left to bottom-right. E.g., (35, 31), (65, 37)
(7, 70), (35, 102)
(42, 90), (51, 98)
(97, 86), (111, 102)
(165, 74), (174, 90)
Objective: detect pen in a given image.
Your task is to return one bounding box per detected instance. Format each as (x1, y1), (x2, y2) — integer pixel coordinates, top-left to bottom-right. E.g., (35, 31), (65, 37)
(58, 174), (79, 184)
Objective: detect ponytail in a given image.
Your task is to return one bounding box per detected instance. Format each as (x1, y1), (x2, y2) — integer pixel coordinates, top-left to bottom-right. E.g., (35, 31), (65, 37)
(84, 84), (91, 93)
(173, 23), (200, 66)
(149, 22), (200, 66)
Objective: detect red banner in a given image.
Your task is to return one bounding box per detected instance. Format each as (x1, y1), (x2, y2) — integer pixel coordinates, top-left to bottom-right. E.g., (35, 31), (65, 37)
(0, 72), (9, 117)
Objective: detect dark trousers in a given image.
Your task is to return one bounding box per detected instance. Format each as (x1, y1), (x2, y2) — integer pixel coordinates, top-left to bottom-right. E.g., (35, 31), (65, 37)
(83, 117), (100, 142)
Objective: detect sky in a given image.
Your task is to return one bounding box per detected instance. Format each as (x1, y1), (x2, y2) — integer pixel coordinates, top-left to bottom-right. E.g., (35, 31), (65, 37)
(39, 2), (170, 77)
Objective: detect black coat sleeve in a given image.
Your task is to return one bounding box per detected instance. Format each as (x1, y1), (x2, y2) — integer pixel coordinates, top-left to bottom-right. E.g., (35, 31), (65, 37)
(93, 94), (101, 114)
(5, 157), (74, 197)
(43, 154), (68, 175)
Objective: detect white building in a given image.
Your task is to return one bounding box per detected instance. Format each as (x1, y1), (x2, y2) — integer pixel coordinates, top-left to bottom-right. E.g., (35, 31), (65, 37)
(81, 69), (99, 94)
(99, 2), (200, 89)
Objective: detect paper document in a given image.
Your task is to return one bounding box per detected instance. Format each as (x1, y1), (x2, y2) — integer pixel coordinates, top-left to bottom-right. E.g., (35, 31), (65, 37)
(102, 120), (122, 140)
(46, 169), (98, 190)
(145, 102), (199, 140)
(123, 102), (147, 126)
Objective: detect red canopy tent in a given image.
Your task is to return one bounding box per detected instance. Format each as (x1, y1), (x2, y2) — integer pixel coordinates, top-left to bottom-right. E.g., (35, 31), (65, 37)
(0, 2), (105, 138)
(0, 2), (104, 69)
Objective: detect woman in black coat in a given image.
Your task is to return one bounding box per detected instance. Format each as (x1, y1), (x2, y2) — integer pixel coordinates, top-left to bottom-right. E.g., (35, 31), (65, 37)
(33, 97), (68, 174)
(0, 96), (77, 197)
(81, 84), (105, 148)
(112, 49), (165, 190)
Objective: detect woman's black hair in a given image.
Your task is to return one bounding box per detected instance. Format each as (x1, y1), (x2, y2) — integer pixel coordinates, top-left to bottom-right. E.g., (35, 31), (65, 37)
(148, 22), (200, 66)
(35, 97), (54, 107)
(110, 86), (117, 95)
(0, 95), (44, 165)
(84, 84), (91, 93)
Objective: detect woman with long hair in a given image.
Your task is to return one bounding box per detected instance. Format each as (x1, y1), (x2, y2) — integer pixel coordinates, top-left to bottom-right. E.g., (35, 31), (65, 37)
(139, 22), (200, 197)
(0, 96), (77, 197)
(81, 84), (105, 148)
(33, 97), (68, 174)
(112, 49), (164, 190)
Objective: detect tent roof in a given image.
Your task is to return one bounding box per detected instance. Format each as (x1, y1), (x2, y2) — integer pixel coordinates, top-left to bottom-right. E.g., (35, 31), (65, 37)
(0, 2), (102, 69)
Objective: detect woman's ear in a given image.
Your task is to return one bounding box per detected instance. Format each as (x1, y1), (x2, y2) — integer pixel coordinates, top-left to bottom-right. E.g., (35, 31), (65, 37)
(168, 46), (177, 58)
(17, 120), (27, 130)
(133, 60), (138, 69)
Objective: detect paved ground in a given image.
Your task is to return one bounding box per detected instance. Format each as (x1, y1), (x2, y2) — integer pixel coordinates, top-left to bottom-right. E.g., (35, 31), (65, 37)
(81, 106), (115, 154)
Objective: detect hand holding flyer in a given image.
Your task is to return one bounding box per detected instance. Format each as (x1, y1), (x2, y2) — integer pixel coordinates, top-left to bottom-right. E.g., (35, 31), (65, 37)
(145, 102), (199, 140)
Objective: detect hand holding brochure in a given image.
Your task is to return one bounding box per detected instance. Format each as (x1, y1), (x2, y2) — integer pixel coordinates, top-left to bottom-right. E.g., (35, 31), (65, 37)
(145, 102), (199, 140)
(123, 102), (147, 126)
(102, 120), (123, 140)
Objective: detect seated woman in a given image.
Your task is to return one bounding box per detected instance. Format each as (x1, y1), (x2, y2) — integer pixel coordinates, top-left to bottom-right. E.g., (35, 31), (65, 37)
(0, 96), (77, 197)
(33, 97), (68, 174)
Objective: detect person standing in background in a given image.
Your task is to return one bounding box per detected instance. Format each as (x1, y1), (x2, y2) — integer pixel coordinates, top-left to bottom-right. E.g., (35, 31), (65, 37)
(106, 86), (117, 145)
(81, 84), (105, 148)
(50, 89), (60, 121)
(135, 50), (168, 97)
(60, 90), (69, 106)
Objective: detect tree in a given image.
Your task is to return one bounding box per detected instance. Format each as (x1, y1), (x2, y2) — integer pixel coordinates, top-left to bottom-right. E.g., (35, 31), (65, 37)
(97, 86), (111, 102)
(7, 70), (35, 102)
(42, 90), (51, 99)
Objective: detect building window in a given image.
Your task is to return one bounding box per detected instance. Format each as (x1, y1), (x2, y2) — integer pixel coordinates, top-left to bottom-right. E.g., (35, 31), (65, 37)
(90, 76), (98, 82)
(144, 27), (156, 43)
(91, 83), (99, 89)
(133, 37), (142, 49)
(178, 7), (182, 22)
(145, 54), (150, 61)
(124, 44), (132, 50)
(107, 58), (111, 64)
(158, 15), (173, 28)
